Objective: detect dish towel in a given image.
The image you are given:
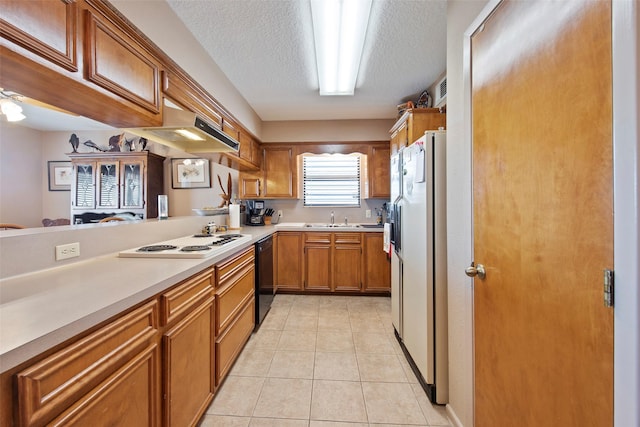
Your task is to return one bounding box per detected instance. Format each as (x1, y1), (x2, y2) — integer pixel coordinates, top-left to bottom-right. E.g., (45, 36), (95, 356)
(383, 223), (391, 254)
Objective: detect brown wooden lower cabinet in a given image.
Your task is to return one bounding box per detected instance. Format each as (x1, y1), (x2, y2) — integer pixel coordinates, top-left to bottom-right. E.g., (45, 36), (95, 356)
(214, 246), (256, 386)
(163, 297), (215, 427)
(7, 247), (258, 427)
(5, 236), (387, 426)
(362, 233), (391, 293)
(282, 231), (389, 294)
(333, 233), (362, 292)
(275, 232), (303, 291)
(16, 300), (160, 427)
(304, 232), (331, 291)
(160, 268), (215, 427)
(49, 344), (160, 427)
(215, 299), (255, 385)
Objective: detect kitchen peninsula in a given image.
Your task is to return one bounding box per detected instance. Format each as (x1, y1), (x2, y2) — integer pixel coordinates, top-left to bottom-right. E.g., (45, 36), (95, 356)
(0, 218), (386, 426)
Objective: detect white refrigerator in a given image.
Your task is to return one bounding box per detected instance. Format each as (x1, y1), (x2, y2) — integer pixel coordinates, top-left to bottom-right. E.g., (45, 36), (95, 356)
(391, 130), (448, 404)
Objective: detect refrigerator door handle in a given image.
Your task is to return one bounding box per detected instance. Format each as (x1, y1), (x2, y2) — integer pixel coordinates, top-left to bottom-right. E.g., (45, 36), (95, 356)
(394, 203), (402, 254)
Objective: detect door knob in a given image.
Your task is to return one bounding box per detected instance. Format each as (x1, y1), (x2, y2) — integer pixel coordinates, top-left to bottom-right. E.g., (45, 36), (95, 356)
(465, 262), (486, 279)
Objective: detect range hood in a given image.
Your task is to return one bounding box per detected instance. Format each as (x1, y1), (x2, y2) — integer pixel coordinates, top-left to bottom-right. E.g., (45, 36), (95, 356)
(126, 106), (239, 153)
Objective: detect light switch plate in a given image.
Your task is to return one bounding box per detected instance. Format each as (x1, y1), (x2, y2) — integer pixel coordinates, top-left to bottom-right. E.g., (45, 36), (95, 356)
(366, 209), (372, 218)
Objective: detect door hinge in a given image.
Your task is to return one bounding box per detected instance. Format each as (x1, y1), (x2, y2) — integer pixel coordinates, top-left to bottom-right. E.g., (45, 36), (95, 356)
(603, 269), (614, 308)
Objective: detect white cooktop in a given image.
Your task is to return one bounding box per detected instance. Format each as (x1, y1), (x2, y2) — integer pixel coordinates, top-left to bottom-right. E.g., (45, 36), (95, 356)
(118, 234), (252, 259)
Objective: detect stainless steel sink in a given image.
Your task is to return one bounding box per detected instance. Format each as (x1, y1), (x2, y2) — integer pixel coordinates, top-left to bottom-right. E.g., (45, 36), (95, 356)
(304, 223), (362, 228)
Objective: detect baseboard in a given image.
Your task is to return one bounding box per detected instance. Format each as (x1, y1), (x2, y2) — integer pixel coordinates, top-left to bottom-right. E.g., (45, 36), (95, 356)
(446, 403), (465, 427)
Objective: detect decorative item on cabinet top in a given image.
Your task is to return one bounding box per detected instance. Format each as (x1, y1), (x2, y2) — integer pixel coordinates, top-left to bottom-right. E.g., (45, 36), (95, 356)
(69, 132), (149, 153)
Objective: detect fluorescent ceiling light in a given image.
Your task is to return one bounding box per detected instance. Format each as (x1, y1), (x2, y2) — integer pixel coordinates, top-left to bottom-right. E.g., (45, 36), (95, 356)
(311, 0), (372, 96)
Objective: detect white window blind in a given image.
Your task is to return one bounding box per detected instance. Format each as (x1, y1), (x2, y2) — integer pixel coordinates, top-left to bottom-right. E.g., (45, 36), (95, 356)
(303, 154), (361, 207)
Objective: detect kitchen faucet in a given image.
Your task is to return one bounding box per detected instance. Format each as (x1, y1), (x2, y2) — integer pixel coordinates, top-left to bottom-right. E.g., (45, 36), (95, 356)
(330, 211), (335, 225)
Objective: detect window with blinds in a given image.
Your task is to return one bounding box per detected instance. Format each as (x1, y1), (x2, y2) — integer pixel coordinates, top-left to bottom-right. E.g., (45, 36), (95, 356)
(303, 154), (361, 207)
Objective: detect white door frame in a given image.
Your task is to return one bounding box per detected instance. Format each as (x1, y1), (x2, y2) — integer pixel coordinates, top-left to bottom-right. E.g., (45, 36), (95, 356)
(462, 1), (640, 425)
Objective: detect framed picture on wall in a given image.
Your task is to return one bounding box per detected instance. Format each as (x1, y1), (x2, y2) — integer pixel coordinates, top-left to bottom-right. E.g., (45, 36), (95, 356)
(48, 161), (72, 191)
(171, 158), (211, 189)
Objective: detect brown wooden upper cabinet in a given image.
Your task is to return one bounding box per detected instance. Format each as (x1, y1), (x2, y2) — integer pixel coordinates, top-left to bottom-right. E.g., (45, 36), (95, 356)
(162, 69), (223, 128)
(0, 0), (79, 72)
(1, 0), (263, 156)
(366, 145), (390, 198)
(223, 128), (261, 171)
(239, 142), (390, 200)
(83, 7), (161, 115)
(0, 0), (163, 128)
(239, 146), (297, 199)
(238, 129), (262, 170)
(390, 108), (446, 155)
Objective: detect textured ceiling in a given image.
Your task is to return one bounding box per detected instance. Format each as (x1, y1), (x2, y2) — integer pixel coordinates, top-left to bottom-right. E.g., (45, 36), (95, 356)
(165, 0), (447, 121)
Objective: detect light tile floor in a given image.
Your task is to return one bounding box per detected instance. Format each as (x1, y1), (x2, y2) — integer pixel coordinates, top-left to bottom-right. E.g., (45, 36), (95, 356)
(199, 294), (451, 427)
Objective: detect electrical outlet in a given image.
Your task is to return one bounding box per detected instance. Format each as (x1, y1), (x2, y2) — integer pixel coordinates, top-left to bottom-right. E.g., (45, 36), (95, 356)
(365, 209), (372, 218)
(277, 210), (283, 218)
(56, 242), (80, 261)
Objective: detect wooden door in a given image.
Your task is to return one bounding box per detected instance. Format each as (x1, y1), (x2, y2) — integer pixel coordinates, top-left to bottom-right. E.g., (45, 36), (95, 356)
(471, 1), (613, 426)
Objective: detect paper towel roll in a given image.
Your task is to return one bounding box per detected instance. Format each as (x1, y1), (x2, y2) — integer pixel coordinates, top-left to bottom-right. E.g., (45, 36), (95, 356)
(229, 204), (240, 229)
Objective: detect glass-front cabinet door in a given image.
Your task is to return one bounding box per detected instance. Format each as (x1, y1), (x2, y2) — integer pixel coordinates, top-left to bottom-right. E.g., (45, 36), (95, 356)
(73, 162), (96, 209)
(96, 161), (120, 208)
(121, 160), (144, 209)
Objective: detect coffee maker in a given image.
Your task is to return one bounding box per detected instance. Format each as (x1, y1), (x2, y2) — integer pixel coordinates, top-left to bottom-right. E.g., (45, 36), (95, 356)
(246, 200), (265, 226)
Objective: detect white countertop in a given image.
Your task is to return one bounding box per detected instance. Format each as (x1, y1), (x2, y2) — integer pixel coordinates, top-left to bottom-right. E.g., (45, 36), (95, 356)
(0, 223), (381, 373)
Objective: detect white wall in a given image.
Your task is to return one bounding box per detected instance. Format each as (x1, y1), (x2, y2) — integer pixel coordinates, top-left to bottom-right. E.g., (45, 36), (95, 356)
(165, 159), (239, 220)
(445, 1), (489, 426)
(612, 1), (640, 425)
(40, 132), (72, 222)
(261, 119), (394, 143)
(0, 122), (43, 227)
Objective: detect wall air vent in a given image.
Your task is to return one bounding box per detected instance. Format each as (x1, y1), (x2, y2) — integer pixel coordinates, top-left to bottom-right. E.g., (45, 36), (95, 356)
(434, 76), (447, 107)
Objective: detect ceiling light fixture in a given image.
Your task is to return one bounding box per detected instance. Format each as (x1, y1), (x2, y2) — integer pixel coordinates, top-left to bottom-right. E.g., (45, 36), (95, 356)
(310, 0), (372, 96)
(0, 92), (26, 122)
